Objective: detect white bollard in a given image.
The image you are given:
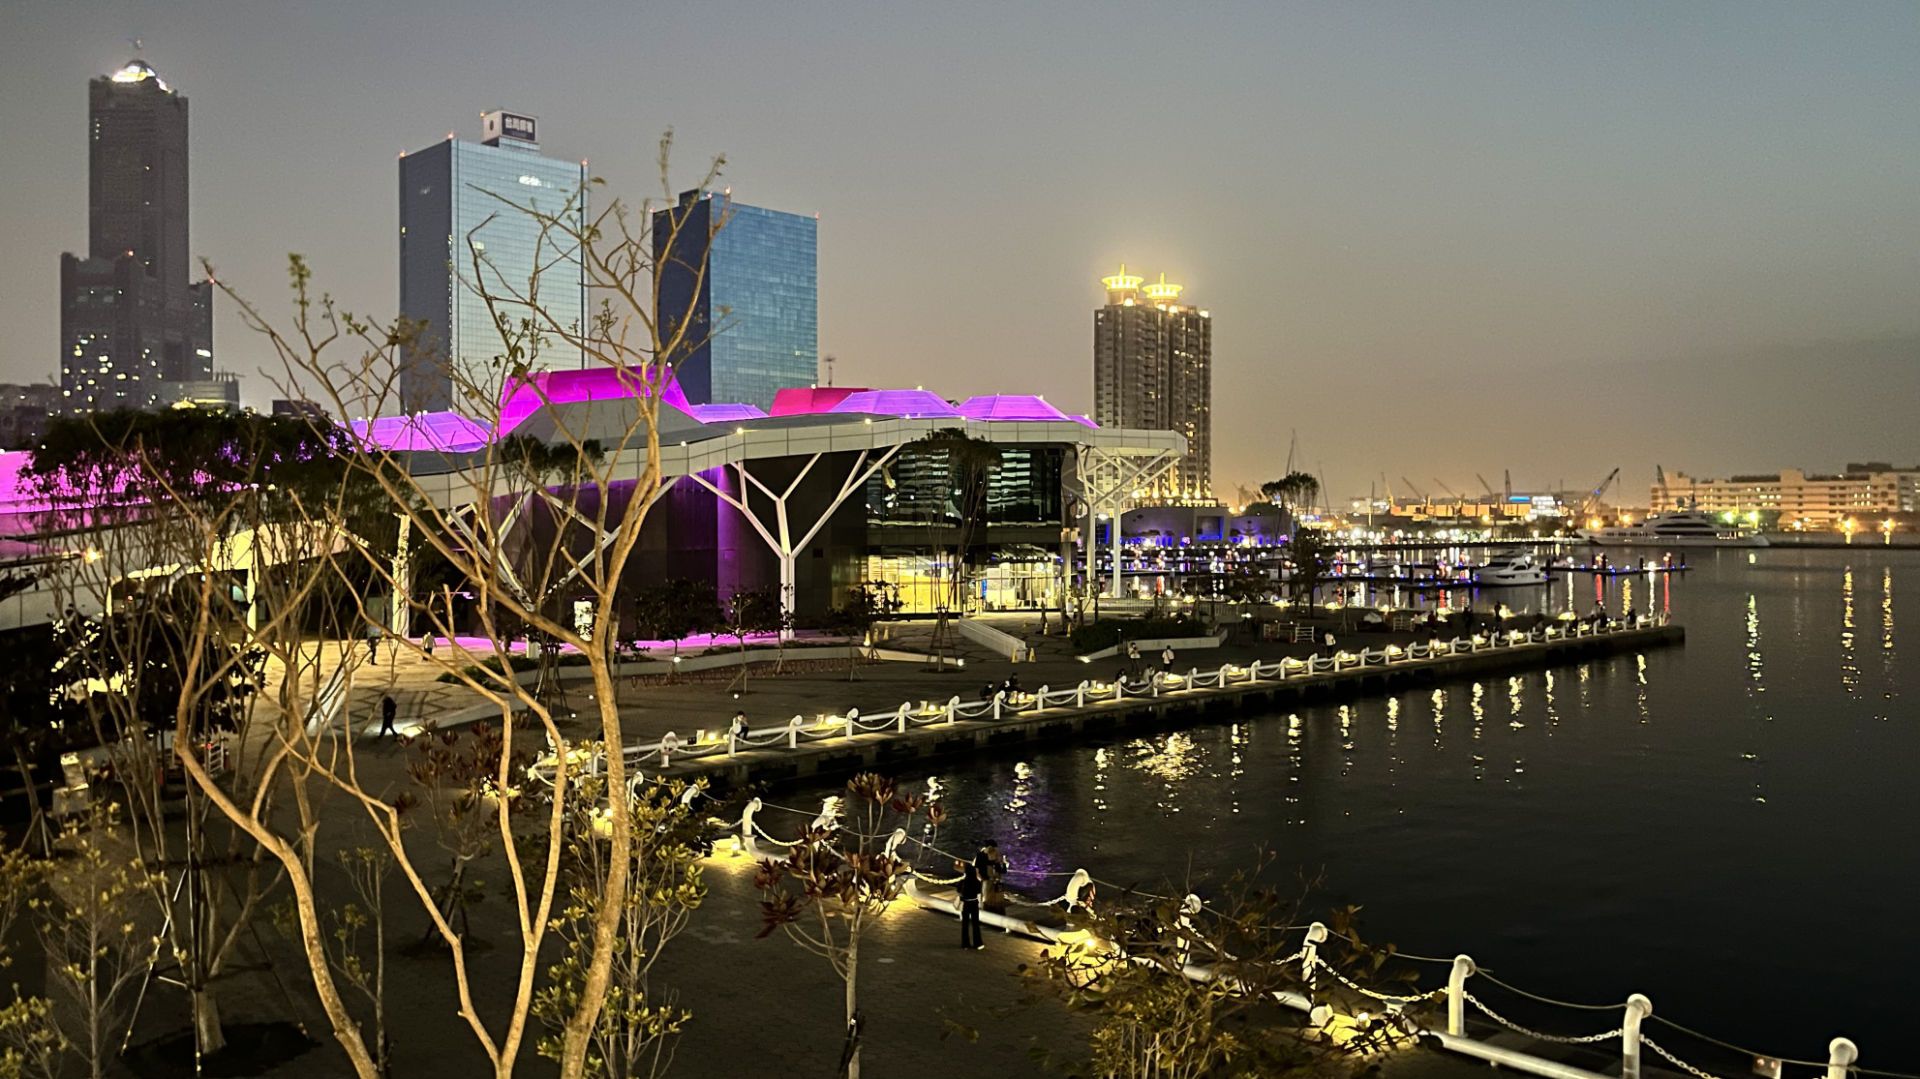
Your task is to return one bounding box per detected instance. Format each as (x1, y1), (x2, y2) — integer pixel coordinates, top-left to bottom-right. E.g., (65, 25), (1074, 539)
(992, 691), (1004, 720)
(896, 703), (909, 733)
(740, 797), (762, 851)
(1622, 993), (1653, 1079)
(1188, 667), (1198, 689)
(1076, 681), (1087, 707)
(844, 709), (859, 736)
(659, 731), (679, 769)
(787, 716), (802, 749)
(1447, 955), (1476, 1036)
(727, 733), (738, 758)
(1035, 686), (1049, 711)
(1302, 922), (1328, 993)
(1827, 1038), (1858, 1079)
(946, 696), (959, 725)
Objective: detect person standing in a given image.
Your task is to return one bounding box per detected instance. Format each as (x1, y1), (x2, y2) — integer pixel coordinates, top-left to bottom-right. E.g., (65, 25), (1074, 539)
(379, 694), (398, 738)
(956, 862), (984, 950)
(1161, 645), (1175, 671)
(974, 838), (1008, 912)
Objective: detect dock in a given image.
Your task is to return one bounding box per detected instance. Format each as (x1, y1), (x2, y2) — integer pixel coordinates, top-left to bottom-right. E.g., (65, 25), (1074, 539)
(632, 620), (1684, 789)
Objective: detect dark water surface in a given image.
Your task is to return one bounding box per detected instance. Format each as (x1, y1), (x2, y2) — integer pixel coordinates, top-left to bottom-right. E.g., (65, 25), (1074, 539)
(816, 548), (1920, 1069)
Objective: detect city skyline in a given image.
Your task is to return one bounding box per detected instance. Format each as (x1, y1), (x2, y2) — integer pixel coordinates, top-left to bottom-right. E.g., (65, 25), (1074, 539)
(1, 2), (1916, 496)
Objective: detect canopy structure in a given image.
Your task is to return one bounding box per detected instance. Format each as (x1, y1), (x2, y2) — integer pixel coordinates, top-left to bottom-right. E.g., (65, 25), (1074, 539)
(0, 370), (1186, 631)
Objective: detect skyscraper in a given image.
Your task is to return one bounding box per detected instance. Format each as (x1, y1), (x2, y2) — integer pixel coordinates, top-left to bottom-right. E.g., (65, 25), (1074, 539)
(653, 189), (818, 409)
(60, 58), (215, 413)
(1093, 266), (1213, 503)
(398, 111), (587, 412)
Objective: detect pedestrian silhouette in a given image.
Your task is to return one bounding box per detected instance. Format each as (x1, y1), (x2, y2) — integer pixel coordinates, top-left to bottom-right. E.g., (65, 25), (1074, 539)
(379, 694), (398, 738)
(956, 862), (984, 950)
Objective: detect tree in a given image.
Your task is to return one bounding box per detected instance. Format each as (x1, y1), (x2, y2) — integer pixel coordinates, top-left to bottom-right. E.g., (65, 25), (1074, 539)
(825, 583), (903, 681)
(629, 578), (719, 685)
(716, 587), (781, 691)
(0, 628), (86, 856)
(1286, 527), (1332, 613)
(30, 408), (340, 1060)
(1260, 471), (1320, 526)
(31, 810), (162, 1079)
(753, 773), (940, 1079)
(399, 724), (531, 944)
(532, 775), (706, 1079)
(30, 132), (730, 1078)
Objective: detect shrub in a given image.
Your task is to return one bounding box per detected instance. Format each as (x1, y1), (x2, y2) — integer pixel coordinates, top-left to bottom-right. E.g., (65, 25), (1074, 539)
(1069, 615), (1209, 654)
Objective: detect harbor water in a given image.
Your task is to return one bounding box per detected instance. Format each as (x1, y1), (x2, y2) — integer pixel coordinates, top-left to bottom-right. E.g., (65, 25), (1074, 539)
(829, 547), (1920, 1069)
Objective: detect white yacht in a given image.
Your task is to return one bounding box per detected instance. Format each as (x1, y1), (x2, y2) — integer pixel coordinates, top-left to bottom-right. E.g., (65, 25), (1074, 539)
(1473, 553), (1550, 587)
(1577, 511), (1768, 548)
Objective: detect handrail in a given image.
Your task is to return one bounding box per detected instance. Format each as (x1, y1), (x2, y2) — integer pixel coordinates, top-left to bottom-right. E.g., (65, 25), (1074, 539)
(524, 617), (1670, 784)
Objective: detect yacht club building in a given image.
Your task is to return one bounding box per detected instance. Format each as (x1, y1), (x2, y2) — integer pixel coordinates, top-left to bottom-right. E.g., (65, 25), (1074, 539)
(1653, 465), (1920, 529)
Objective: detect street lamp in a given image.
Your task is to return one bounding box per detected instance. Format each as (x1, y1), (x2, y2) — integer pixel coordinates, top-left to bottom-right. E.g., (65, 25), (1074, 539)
(1882, 518), (1896, 546)
(1842, 518), (1858, 544)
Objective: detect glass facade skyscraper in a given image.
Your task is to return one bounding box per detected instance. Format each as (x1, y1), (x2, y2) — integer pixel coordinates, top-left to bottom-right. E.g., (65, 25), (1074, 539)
(654, 189), (817, 409)
(60, 59), (215, 412)
(398, 112), (586, 412)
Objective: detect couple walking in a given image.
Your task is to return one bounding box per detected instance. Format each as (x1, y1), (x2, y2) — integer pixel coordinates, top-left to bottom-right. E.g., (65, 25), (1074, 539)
(956, 838), (1007, 950)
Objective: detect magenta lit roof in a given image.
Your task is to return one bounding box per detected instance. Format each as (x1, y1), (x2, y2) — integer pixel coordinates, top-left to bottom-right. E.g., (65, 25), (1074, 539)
(351, 413), (492, 453)
(769, 387), (864, 416)
(498, 367), (679, 435)
(957, 395), (1071, 422)
(826, 389), (962, 419)
(681, 402), (769, 422)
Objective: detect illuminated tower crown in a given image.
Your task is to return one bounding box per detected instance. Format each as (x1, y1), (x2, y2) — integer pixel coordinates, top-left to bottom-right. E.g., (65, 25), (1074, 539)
(1142, 272), (1183, 304)
(1101, 262), (1144, 301)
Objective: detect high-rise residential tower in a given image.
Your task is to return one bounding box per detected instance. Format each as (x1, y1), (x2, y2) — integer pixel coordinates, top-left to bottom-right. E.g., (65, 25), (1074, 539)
(653, 189), (818, 409)
(1093, 265), (1213, 503)
(60, 58), (215, 412)
(398, 111), (587, 412)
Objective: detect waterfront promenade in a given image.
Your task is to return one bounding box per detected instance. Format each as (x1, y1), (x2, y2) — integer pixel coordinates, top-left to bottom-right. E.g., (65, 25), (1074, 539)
(328, 613), (1679, 776)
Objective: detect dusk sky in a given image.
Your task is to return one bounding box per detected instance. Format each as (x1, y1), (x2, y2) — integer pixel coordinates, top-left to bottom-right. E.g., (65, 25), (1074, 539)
(3, 1), (1915, 503)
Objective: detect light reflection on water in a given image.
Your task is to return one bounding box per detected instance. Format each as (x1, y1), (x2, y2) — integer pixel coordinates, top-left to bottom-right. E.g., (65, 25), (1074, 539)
(844, 549), (1920, 1066)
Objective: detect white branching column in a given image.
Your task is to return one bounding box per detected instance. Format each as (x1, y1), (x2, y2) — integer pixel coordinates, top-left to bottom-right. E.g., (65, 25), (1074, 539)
(688, 447), (903, 631)
(388, 513), (412, 638)
(1074, 446), (1176, 598)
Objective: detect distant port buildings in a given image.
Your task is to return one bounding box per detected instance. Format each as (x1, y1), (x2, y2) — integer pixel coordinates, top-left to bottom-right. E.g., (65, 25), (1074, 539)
(59, 58), (227, 413)
(398, 111), (588, 412)
(1654, 464), (1920, 529)
(1093, 265), (1213, 506)
(653, 189), (818, 410)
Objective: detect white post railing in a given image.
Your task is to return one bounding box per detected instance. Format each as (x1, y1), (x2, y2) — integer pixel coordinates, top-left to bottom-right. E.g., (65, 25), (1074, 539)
(1301, 921), (1327, 993)
(1622, 994), (1653, 1079)
(1447, 954), (1475, 1036)
(1827, 1038), (1858, 1079)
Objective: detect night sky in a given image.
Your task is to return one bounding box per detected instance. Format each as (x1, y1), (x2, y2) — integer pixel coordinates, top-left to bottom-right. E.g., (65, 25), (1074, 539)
(2, 1), (1915, 502)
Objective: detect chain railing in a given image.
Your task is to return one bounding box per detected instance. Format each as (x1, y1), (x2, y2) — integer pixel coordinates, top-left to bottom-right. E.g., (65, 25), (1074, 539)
(719, 792), (1893, 1079)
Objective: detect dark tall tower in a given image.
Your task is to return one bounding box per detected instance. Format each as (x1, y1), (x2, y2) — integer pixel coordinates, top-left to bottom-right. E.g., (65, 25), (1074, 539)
(1092, 266), (1213, 503)
(60, 58), (214, 413)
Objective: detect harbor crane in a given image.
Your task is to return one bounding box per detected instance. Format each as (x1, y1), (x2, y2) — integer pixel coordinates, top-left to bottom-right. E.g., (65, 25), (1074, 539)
(1580, 467), (1621, 515)
(1401, 476), (1429, 503)
(1476, 473), (1498, 500)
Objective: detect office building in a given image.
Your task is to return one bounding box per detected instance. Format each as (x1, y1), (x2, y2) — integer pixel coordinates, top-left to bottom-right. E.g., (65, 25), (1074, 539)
(653, 189), (818, 409)
(398, 111), (587, 412)
(1654, 465), (1920, 529)
(59, 58), (215, 412)
(1093, 265), (1213, 503)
